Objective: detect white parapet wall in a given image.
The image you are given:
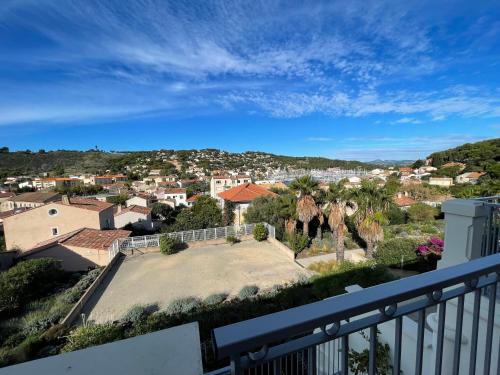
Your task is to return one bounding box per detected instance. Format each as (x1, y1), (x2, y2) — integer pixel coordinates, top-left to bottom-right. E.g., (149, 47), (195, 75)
(0, 323), (204, 375)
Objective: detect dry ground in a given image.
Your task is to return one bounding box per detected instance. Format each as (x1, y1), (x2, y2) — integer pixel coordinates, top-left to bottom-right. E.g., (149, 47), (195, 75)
(84, 239), (309, 323)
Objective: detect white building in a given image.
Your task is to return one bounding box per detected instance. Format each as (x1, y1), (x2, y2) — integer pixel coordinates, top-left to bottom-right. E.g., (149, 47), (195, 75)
(210, 175), (252, 199)
(429, 177), (454, 187)
(114, 205), (153, 230)
(157, 188), (187, 207)
(126, 194), (157, 208)
(455, 172), (486, 184)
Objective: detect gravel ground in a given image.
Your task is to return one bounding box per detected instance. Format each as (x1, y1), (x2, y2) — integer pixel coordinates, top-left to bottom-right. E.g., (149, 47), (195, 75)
(84, 239), (309, 323)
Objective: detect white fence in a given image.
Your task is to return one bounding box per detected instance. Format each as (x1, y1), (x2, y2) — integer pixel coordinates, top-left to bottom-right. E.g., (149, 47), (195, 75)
(108, 223), (275, 260)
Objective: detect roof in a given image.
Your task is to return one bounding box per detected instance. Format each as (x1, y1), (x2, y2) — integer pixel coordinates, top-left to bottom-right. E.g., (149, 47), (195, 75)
(0, 192), (15, 198)
(218, 183), (277, 202)
(115, 205), (151, 216)
(31, 228), (131, 251)
(163, 188), (186, 194)
(94, 175), (127, 179)
(56, 197), (114, 212)
(465, 172), (486, 179)
(186, 194), (201, 202)
(10, 192), (61, 203)
(394, 196), (418, 207)
(38, 177), (80, 181)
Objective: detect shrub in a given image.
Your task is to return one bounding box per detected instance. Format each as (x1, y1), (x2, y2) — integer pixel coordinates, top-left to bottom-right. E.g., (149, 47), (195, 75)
(120, 304), (156, 324)
(287, 232), (310, 254)
(407, 203), (437, 223)
(226, 236), (239, 245)
(0, 258), (64, 315)
(238, 285), (259, 299)
(165, 297), (202, 315)
(159, 236), (182, 255)
(62, 324), (123, 352)
(374, 238), (420, 268)
(203, 293), (228, 305)
(252, 224), (268, 241)
(386, 205), (407, 225)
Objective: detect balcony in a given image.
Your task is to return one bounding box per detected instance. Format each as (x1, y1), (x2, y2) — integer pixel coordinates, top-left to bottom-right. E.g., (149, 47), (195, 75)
(2, 198), (499, 375)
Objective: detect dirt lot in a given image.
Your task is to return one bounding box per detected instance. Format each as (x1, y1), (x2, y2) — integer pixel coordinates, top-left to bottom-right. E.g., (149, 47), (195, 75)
(84, 239), (309, 323)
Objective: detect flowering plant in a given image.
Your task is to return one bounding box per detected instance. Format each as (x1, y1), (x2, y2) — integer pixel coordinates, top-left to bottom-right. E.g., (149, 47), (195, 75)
(416, 237), (444, 261)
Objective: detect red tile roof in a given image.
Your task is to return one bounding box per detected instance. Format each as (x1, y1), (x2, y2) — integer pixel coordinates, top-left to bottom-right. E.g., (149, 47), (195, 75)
(186, 194), (201, 202)
(56, 197), (114, 212)
(465, 172), (486, 179)
(11, 192), (61, 203)
(0, 192), (15, 198)
(115, 205), (151, 216)
(394, 196), (418, 207)
(31, 228), (131, 250)
(163, 188), (186, 194)
(218, 183), (277, 202)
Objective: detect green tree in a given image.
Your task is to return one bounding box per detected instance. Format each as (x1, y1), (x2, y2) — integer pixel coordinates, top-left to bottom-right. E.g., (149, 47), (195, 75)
(169, 196), (222, 231)
(222, 200), (236, 226)
(411, 159), (425, 169)
(151, 203), (176, 224)
(106, 194), (128, 205)
(349, 181), (391, 259)
(407, 203), (437, 222)
(289, 176), (318, 237)
(325, 182), (352, 262)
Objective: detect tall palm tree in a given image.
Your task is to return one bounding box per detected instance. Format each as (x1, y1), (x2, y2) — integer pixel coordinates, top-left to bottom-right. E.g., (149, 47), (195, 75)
(349, 181), (391, 259)
(325, 182), (351, 262)
(289, 175), (318, 237)
(277, 194), (297, 235)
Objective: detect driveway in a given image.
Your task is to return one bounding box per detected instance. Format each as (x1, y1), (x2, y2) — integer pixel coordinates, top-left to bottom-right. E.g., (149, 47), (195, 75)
(84, 239), (309, 323)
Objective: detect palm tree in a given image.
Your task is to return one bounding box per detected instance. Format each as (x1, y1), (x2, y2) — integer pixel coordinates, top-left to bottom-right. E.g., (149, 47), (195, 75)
(277, 194), (297, 235)
(289, 175), (318, 237)
(349, 181), (391, 259)
(325, 182), (351, 262)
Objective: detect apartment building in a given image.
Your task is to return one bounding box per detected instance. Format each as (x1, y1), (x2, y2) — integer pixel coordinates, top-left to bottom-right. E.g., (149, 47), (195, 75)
(3, 196), (115, 251)
(1, 191), (61, 212)
(33, 177), (83, 190)
(209, 175), (252, 199)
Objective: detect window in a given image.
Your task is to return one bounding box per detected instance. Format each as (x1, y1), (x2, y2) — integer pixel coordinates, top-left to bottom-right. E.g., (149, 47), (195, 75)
(51, 227), (59, 236)
(48, 208), (58, 216)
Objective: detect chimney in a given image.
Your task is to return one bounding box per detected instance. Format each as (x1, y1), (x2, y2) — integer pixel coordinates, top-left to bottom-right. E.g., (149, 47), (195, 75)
(62, 195), (70, 205)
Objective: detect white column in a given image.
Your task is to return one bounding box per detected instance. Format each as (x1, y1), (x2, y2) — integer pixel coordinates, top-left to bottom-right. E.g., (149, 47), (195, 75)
(439, 199), (489, 269)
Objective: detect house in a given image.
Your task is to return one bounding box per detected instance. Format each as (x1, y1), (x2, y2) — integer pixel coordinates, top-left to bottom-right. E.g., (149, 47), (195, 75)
(186, 194), (201, 207)
(210, 175), (252, 199)
(399, 167), (413, 176)
(158, 188), (187, 207)
(90, 174), (128, 185)
(177, 179), (198, 188)
(429, 177), (454, 187)
(393, 192), (418, 209)
(126, 193), (157, 208)
(217, 183), (277, 225)
(22, 228), (131, 271)
(3, 196), (115, 251)
(33, 177), (82, 190)
(114, 205), (153, 230)
(455, 171), (486, 184)
(1, 191), (61, 212)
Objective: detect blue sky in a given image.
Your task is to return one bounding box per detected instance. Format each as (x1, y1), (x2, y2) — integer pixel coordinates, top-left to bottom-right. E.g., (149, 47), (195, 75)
(0, 0), (499, 161)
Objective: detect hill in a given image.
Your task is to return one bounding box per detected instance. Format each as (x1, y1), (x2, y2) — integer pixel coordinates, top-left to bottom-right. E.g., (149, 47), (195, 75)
(428, 138), (500, 170)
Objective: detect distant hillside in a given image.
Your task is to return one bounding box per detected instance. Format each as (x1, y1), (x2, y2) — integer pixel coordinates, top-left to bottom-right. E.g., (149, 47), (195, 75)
(428, 138), (500, 170)
(273, 155), (378, 170)
(0, 150), (125, 177)
(368, 159), (415, 167)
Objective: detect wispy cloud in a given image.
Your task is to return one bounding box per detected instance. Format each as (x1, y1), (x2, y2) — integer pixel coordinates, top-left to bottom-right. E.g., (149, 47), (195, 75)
(0, 0), (499, 125)
(307, 137), (334, 142)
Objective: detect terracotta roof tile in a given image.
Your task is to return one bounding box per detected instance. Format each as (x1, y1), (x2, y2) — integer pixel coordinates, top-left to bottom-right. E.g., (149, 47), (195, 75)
(56, 197), (114, 212)
(218, 183), (277, 202)
(11, 192), (61, 203)
(394, 196), (418, 207)
(115, 205), (151, 216)
(163, 188), (186, 194)
(62, 228), (131, 249)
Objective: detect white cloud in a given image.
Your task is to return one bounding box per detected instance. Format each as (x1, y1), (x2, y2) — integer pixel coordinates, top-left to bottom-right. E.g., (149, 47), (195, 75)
(307, 137), (333, 142)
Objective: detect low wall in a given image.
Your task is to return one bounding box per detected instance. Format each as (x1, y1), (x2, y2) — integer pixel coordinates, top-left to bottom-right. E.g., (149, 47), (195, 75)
(61, 252), (122, 327)
(267, 237), (296, 261)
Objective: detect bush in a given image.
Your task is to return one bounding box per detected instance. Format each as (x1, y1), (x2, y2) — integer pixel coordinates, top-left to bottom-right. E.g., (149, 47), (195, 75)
(407, 203), (438, 223)
(0, 259), (64, 315)
(203, 293), (228, 305)
(226, 236), (239, 245)
(165, 297), (202, 315)
(238, 285), (259, 299)
(374, 238), (420, 268)
(386, 205), (407, 225)
(62, 324), (123, 352)
(252, 224), (268, 241)
(120, 304), (156, 324)
(287, 232), (310, 254)
(159, 236), (182, 255)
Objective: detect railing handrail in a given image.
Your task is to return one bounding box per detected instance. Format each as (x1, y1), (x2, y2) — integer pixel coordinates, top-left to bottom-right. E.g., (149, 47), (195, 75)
(213, 252), (500, 359)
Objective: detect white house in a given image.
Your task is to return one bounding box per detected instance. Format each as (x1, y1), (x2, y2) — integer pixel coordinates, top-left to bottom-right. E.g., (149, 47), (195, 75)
(126, 194), (157, 208)
(114, 205), (153, 230)
(429, 177), (454, 187)
(455, 172), (486, 184)
(158, 188), (187, 207)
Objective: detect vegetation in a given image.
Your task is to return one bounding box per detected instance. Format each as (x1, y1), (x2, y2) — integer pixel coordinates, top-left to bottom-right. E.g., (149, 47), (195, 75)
(0, 235), (5, 252)
(238, 285), (259, 299)
(289, 175), (318, 236)
(222, 200), (236, 226)
(159, 236), (182, 255)
(106, 194), (128, 206)
(374, 238), (421, 268)
(151, 203), (177, 224)
(349, 330), (392, 375)
(407, 203), (438, 222)
(226, 236), (239, 245)
(252, 224), (268, 241)
(55, 184), (104, 196)
(428, 138), (499, 170)
(165, 297), (202, 315)
(166, 196), (222, 232)
(203, 293), (229, 306)
(325, 182), (352, 261)
(286, 232), (310, 254)
(62, 324), (124, 353)
(0, 259), (65, 316)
